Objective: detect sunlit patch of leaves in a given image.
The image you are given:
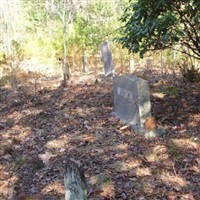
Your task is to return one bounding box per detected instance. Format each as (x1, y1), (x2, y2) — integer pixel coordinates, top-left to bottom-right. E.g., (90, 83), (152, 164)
(145, 145), (169, 162)
(160, 171), (188, 189)
(168, 139), (185, 159)
(135, 167), (152, 177)
(42, 181), (64, 196)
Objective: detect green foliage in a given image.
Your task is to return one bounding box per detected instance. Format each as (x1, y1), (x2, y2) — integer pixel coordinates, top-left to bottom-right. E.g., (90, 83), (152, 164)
(0, 40), (25, 68)
(52, 28), (64, 57)
(186, 67), (200, 82)
(73, 0), (126, 54)
(0, 47), (4, 62)
(168, 140), (183, 159)
(0, 75), (10, 87)
(118, 0), (200, 59)
(0, 51), (6, 64)
(24, 0), (48, 33)
(162, 84), (179, 98)
(12, 40), (25, 61)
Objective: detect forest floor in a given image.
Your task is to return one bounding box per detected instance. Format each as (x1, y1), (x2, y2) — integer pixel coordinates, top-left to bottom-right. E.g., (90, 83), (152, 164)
(0, 67), (199, 200)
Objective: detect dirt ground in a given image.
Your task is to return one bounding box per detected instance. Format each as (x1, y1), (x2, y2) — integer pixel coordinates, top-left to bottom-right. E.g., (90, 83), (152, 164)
(0, 67), (199, 200)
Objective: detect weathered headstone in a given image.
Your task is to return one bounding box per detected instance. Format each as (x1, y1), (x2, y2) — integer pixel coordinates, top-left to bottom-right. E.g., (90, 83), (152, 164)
(100, 41), (114, 77)
(113, 75), (165, 138)
(114, 75), (151, 127)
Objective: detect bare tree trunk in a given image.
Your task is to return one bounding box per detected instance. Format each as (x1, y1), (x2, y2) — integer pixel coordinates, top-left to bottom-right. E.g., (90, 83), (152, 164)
(64, 160), (87, 200)
(119, 48), (123, 73)
(62, 0), (69, 87)
(160, 50), (166, 76)
(63, 23), (68, 86)
(172, 49), (176, 77)
(47, 0), (74, 86)
(129, 57), (135, 73)
(187, 48), (194, 68)
(83, 50), (88, 73)
(72, 46), (75, 72)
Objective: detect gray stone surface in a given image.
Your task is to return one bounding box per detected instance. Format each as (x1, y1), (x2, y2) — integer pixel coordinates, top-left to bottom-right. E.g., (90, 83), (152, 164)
(100, 41), (114, 77)
(114, 75), (151, 127)
(113, 75), (165, 137)
(135, 125), (166, 138)
(64, 160), (87, 200)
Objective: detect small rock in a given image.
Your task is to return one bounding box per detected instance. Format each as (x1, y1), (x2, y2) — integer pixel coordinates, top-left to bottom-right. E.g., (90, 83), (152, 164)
(3, 154), (13, 160)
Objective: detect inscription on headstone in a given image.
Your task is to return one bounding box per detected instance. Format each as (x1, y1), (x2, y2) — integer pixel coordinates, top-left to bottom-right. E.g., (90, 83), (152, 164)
(118, 87), (133, 100)
(100, 41), (114, 77)
(113, 75), (165, 137)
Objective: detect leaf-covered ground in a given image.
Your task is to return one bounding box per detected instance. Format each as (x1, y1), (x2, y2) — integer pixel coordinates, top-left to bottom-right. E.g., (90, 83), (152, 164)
(0, 70), (199, 200)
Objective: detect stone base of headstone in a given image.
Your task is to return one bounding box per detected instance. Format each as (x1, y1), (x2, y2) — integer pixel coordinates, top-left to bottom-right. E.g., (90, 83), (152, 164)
(112, 112), (166, 138)
(132, 125), (166, 138)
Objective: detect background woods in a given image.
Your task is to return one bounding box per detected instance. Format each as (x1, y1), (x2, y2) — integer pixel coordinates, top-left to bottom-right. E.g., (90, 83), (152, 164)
(0, 0), (199, 85)
(0, 0), (199, 200)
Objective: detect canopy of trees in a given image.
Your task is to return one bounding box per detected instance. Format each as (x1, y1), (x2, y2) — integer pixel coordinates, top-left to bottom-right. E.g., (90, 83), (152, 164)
(118, 0), (200, 60)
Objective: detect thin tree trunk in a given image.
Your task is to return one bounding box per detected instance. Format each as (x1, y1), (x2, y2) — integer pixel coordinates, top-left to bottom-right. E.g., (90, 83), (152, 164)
(172, 49), (176, 77)
(160, 50), (166, 76)
(72, 46), (75, 72)
(187, 48), (193, 68)
(119, 48), (123, 73)
(129, 56), (135, 73)
(83, 50), (88, 73)
(63, 23), (68, 86)
(62, 0), (69, 87)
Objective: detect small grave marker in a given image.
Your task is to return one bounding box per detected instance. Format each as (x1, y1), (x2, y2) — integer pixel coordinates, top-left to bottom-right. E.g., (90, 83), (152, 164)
(113, 75), (165, 138)
(64, 160), (87, 200)
(100, 41), (114, 77)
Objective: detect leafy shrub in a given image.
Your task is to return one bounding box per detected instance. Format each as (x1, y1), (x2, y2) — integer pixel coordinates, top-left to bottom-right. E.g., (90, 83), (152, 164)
(180, 62), (200, 82)
(0, 75), (10, 87)
(162, 84), (179, 98)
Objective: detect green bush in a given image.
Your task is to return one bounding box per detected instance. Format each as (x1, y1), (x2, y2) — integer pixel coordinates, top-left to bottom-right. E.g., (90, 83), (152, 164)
(162, 84), (179, 98)
(0, 75), (10, 87)
(183, 65), (200, 82)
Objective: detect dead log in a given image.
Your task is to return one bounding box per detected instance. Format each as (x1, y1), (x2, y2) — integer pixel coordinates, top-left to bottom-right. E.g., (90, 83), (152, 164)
(64, 160), (87, 200)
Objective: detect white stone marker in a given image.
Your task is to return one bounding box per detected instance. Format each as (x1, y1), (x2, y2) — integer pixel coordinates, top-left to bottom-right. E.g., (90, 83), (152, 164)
(100, 41), (114, 77)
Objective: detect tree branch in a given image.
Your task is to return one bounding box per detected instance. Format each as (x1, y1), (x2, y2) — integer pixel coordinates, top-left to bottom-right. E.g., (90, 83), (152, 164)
(172, 4), (200, 54)
(172, 47), (200, 60)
